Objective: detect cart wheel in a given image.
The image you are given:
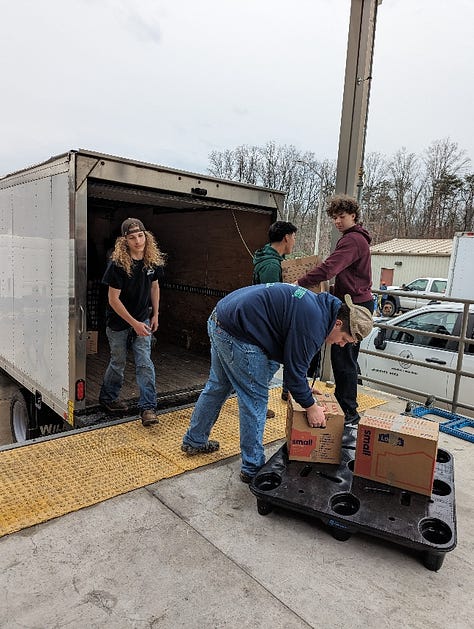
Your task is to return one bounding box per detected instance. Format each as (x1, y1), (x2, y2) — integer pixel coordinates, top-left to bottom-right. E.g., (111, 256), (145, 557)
(422, 551), (445, 572)
(257, 500), (272, 516)
(330, 528), (352, 541)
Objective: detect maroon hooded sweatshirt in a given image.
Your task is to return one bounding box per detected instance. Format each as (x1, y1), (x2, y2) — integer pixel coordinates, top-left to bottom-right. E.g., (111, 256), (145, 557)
(298, 224), (372, 304)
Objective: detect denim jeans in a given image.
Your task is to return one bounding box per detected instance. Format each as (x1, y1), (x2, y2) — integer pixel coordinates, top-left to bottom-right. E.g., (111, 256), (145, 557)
(99, 323), (157, 411)
(182, 318), (280, 476)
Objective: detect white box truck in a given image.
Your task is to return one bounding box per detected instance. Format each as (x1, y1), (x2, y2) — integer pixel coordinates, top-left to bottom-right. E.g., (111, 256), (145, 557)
(446, 232), (474, 300)
(0, 150), (285, 442)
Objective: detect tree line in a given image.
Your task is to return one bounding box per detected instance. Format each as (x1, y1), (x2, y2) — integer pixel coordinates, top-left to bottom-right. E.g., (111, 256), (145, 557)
(207, 139), (473, 258)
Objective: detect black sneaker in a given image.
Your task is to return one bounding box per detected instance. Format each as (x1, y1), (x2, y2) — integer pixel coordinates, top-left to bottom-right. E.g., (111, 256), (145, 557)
(344, 417), (360, 430)
(344, 413), (360, 430)
(181, 440), (220, 455)
(101, 399), (128, 413)
(239, 471), (255, 484)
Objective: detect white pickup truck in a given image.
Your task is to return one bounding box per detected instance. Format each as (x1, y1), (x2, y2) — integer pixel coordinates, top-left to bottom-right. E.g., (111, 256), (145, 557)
(381, 277), (448, 316)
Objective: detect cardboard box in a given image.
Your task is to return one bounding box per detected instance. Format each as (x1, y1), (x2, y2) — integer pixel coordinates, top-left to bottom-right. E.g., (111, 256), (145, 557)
(286, 392), (344, 464)
(281, 255), (329, 293)
(354, 411), (439, 496)
(86, 331), (98, 354)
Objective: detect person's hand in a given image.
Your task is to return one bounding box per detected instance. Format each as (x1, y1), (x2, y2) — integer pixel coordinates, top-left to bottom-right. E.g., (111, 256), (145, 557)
(311, 386), (323, 395)
(150, 313), (159, 332)
(306, 403), (327, 428)
(134, 321), (152, 336)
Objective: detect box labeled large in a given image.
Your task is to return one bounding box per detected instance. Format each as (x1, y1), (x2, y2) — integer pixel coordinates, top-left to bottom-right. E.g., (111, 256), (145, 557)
(354, 411), (439, 496)
(281, 256), (329, 293)
(286, 393), (344, 464)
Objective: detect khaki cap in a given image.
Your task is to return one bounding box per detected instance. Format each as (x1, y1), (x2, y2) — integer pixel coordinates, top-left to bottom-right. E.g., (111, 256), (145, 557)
(344, 294), (373, 342)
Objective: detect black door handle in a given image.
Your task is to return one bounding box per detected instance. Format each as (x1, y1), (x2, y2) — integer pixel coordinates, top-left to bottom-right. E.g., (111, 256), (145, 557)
(425, 357), (447, 365)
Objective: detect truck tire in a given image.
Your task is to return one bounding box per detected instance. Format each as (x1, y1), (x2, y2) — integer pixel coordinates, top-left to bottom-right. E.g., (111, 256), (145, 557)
(382, 299), (397, 317)
(10, 391), (31, 443)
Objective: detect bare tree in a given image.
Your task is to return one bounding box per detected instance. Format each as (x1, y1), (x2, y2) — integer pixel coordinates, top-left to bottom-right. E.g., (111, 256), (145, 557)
(421, 138), (471, 237)
(207, 143), (335, 255)
(386, 148), (424, 238)
(460, 174), (474, 230)
(208, 138), (473, 250)
(359, 152), (390, 243)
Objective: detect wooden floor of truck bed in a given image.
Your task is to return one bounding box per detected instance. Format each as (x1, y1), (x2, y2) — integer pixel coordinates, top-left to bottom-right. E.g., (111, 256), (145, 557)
(86, 338), (211, 412)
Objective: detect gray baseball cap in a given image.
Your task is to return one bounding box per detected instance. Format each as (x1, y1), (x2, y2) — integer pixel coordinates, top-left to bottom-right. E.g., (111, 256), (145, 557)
(121, 218), (146, 236)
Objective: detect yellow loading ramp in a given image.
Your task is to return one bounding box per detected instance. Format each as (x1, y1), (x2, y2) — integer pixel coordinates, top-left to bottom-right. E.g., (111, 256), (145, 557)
(0, 386), (385, 537)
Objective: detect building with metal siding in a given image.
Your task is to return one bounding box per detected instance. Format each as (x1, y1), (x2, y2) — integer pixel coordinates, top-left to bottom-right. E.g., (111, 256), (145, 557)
(370, 239), (452, 287)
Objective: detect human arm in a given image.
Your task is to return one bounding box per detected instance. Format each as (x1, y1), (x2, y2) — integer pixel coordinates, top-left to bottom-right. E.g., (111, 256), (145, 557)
(297, 233), (361, 288)
(108, 287), (152, 336)
(283, 326), (325, 408)
(149, 280), (160, 332)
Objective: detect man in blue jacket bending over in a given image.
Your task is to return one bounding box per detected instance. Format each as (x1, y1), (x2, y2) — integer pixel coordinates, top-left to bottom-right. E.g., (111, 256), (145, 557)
(181, 283), (373, 483)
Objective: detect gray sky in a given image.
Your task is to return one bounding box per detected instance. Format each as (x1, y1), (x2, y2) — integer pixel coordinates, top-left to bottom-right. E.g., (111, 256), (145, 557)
(1, 0), (473, 177)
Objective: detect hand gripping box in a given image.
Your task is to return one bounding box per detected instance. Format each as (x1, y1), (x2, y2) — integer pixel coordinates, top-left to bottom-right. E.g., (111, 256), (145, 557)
(354, 411), (439, 496)
(286, 393), (344, 464)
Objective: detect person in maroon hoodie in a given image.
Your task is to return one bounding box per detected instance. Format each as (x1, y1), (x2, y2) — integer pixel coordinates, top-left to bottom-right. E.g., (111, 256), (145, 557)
(297, 194), (373, 428)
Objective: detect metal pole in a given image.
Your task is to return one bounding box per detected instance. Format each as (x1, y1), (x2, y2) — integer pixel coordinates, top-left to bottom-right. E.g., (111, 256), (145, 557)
(335, 0), (381, 199)
(320, 0), (382, 382)
(313, 185), (324, 256)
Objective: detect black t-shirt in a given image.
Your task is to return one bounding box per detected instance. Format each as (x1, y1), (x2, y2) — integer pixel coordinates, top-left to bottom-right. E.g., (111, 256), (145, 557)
(102, 259), (161, 330)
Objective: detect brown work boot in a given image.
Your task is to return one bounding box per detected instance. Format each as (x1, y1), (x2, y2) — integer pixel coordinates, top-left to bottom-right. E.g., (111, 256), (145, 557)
(266, 409), (275, 419)
(141, 409), (159, 426)
(101, 399), (128, 413)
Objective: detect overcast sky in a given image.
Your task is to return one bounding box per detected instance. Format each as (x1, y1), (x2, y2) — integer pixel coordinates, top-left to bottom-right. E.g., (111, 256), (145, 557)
(1, 0), (473, 178)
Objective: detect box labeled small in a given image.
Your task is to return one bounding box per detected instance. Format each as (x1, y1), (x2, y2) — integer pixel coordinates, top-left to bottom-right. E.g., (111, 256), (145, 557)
(286, 393), (344, 464)
(354, 411), (439, 496)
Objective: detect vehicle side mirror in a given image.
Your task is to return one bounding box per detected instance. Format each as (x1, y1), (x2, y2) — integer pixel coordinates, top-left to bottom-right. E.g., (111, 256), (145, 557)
(374, 328), (387, 350)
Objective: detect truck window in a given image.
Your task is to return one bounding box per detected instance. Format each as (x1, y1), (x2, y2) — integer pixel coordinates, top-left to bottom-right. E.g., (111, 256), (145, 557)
(431, 280), (447, 293)
(407, 279), (428, 291)
(388, 311), (456, 349)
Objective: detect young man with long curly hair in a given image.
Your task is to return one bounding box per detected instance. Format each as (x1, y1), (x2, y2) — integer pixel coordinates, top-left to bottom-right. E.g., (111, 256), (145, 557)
(99, 218), (166, 425)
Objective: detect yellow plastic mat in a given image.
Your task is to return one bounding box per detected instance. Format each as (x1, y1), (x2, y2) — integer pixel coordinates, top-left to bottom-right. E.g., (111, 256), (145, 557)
(0, 386), (385, 537)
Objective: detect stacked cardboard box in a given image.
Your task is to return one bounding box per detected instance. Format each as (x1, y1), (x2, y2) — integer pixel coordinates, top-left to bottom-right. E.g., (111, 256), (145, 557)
(281, 255), (329, 293)
(286, 392), (344, 464)
(354, 410), (439, 496)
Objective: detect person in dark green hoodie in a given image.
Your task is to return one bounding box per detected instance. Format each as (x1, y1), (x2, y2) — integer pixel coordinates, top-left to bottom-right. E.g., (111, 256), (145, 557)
(252, 221), (297, 284)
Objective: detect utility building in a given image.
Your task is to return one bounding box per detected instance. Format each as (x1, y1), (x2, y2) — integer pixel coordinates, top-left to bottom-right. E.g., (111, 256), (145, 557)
(371, 239), (453, 287)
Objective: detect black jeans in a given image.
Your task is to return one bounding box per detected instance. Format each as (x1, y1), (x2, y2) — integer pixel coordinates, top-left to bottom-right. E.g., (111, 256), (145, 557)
(331, 299), (373, 421)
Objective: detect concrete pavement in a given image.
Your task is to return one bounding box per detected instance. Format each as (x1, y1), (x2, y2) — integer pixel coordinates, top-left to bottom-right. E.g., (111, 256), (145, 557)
(0, 387), (473, 628)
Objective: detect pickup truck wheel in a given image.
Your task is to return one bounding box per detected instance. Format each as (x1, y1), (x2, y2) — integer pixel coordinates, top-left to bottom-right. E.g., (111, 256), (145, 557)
(10, 391), (31, 443)
(382, 300), (396, 317)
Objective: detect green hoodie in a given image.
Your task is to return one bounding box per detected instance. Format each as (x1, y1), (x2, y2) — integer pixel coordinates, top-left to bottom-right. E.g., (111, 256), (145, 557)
(252, 243), (284, 284)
